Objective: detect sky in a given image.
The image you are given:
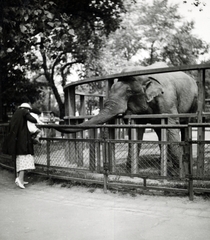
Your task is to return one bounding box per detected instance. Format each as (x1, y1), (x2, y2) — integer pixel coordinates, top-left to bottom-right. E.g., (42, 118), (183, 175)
(168, 0), (210, 42)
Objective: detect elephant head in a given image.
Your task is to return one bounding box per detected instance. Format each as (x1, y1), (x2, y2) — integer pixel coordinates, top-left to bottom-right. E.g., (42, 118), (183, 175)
(101, 75), (164, 117)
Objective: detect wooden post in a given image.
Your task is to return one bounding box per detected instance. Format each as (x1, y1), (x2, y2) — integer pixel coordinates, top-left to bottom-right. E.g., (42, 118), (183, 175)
(64, 86), (77, 164)
(103, 130), (109, 193)
(46, 140), (50, 176)
(99, 96), (104, 111)
(188, 125), (194, 200)
(96, 142), (101, 173)
(79, 95), (85, 116)
(76, 119), (84, 167)
(67, 119), (77, 164)
(69, 86), (76, 116)
(104, 79), (115, 172)
(89, 128), (95, 171)
(197, 69), (205, 177)
(103, 169), (108, 193)
(161, 119), (167, 176)
(101, 127), (109, 192)
(115, 118), (120, 139)
(183, 127), (190, 176)
(64, 89), (69, 117)
(96, 128), (101, 173)
(131, 119), (138, 174)
(108, 120), (115, 173)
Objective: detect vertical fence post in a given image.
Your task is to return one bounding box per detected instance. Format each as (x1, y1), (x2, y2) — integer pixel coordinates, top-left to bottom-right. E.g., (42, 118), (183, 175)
(131, 119), (138, 174)
(79, 95), (85, 116)
(108, 120), (115, 172)
(183, 127), (190, 177)
(66, 86), (76, 166)
(103, 162), (109, 194)
(89, 128), (96, 171)
(65, 119), (77, 165)
(46, 139), (50, 177)
(188, 125), (194, 200)
(76, 119), (84, 167)
(103, 127), (109, 193)
(197, 69), (205, 177)
(161, 118), (167, 176)
(96, 128), (101, 173)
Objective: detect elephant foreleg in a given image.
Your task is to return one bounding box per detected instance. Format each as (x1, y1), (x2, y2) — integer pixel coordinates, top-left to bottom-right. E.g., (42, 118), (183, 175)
(167, 118), (183, 176)
(154, 128), (162, 151)
(126, 128), (145, 173)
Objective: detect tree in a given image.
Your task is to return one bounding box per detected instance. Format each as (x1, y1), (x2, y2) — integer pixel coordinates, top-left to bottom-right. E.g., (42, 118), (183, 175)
(0, 0), (126, 118)
(98, 0), (209, 71)
(0, 0), (46, 118)
(162, 21), (208, 65)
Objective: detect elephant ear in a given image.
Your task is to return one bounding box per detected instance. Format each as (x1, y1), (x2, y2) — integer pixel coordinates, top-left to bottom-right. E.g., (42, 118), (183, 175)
(145, 77), (164, 102)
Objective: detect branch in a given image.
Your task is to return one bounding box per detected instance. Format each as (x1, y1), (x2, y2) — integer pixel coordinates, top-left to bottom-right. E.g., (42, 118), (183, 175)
(51, 51), (68, 77)
(61, 60), (83, 86)
(40, 38), (52, 86)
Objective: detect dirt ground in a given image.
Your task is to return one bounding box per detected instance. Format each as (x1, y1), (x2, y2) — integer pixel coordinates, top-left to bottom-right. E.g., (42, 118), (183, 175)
(0, 167), (210, 240)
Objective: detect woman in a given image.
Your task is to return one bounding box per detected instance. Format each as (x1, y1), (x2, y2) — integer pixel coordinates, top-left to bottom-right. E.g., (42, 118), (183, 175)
(3, 103), (37, 189)
(48, 111), (56, 138)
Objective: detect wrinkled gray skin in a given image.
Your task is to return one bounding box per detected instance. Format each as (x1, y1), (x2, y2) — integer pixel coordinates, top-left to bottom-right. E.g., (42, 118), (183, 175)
(57, 62), (198, 170)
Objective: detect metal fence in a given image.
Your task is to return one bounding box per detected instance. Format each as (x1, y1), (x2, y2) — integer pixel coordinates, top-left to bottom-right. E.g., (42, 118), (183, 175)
(0, 123), (210, 200)
(34, 136), (180, 177)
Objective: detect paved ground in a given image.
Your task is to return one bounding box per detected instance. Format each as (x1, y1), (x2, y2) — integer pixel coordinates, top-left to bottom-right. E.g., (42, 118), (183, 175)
(0, 167), (210, 240)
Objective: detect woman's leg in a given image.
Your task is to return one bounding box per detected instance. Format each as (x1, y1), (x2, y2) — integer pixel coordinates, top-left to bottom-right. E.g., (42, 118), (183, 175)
(18, 170), (25, 184)
(15, 170), (25, 189)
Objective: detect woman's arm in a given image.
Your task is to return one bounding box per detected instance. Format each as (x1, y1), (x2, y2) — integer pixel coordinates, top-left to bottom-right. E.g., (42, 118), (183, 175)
(26, 112), (37, 123)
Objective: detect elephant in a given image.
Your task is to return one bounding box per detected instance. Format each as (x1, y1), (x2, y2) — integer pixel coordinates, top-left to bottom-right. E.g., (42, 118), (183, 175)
(56, 62), (198, 174)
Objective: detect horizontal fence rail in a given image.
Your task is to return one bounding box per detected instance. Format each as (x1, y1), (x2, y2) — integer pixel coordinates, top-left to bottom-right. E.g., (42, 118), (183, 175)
(64, 63), (210, 88)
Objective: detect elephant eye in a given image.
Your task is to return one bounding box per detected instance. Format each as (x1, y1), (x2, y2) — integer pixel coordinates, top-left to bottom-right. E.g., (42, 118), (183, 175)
(127, 89), (137, 95)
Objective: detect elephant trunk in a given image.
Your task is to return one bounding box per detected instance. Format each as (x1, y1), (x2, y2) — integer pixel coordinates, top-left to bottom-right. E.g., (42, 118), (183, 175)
(55, 99), (126, 134)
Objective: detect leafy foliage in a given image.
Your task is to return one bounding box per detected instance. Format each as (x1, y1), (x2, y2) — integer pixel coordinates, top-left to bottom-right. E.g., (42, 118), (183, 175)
(98, 0), (209, 72)
(0, 0), (125, 117)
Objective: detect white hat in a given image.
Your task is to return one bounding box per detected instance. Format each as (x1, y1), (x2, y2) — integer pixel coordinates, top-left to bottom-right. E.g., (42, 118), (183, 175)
(19, 103), (32, 110)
